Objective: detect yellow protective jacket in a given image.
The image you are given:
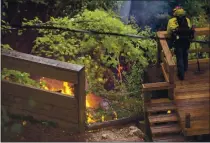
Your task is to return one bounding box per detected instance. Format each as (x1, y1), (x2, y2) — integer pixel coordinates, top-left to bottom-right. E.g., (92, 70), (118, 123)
(167, 17), (192, 38)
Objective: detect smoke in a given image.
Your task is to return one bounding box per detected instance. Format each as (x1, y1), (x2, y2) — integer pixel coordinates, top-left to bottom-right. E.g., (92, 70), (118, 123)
(120, 0), (171, 31)
(120, 0), (132, 24)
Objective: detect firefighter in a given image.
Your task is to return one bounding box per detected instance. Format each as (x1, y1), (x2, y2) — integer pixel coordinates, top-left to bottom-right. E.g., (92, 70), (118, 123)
(167, 6), (194, 80)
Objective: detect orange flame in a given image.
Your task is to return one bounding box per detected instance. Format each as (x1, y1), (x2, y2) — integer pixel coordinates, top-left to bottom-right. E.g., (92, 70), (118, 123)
(117, 64), (123, 81)
(86, 93), (103, 109)
(87, 113), (96, 124)
(40, 77), (74, 96)
(40, 77), (104, 124)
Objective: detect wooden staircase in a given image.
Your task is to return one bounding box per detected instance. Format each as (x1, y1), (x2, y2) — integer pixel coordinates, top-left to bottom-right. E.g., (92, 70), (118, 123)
(145, 98), (185, 142)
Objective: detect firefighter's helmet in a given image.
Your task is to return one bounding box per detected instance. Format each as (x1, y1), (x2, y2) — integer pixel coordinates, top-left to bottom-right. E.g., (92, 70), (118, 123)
(173, 6), (186, 17)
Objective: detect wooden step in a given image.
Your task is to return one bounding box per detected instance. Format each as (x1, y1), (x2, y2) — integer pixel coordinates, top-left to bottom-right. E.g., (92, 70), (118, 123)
(149, 113), (178, 124)
(145, 98), (172, 105)
(147, 102), (176, 113)
(151, 124), (181, 135)
(153, 135), (185, 142)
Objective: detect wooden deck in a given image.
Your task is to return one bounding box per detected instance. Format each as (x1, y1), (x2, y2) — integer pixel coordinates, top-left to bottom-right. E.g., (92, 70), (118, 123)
(142, 27), (209, 141)
(175, 59), (210, 136)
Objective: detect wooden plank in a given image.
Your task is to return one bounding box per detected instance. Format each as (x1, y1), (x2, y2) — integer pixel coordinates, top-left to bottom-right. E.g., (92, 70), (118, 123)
(149, 113), (178, 124)
(175, 90), (209, 99)
(153, 135), (185, 142)
(163, 57), (169, 73)
(189, 48), (210, 53)
(74, 68), (86, 133)
(157, 32), (175, 66)
(142, 82), (175, 92)
(158, 27), (210, 36)
(151, 124), (181, 135)
(188, 58), (210, 65)
(178, 110), (209, 121)
(177, 106), (209, 114)
(176, 87), (209, 94)
(147, 102), (176, 107)
(177, 106), (210, 114)
(176, 76), (209, 84)
(87, 115), (144, 131)
(2, 80), (77, 110)
(175, 82), (209, 91)
(147, 103), (176, 112)
(161, 50), (164, 62)
(6, 107), (79, 131)
(175, 74), (209, 83)
(148, 98), (172, 104)
(168, 66), (175, 100)
(161, 63), (169, 82)
(175, 97), (209, 106)
(1, 49), (84, 84)
(4, 102), (78, 123)
(157, 40), (162, 64)
(177, 104), (210, 111)
(181, 120), (210, 130)
(176, 83), (209, 90)
(169, 66), (175, 84)
(194, 27), (210, 36)
(184, 128), (210, 136)
(52, 106), (79, 123)
(178, 78), (209, 84)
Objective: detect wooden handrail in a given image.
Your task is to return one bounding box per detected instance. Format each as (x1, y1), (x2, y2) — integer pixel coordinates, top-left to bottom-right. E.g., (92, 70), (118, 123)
(157, 32), (175, 66)
(161, 63), (169, 82)
(194, 27), (210, 36)
(189, 48), (210, 53)
(157, 27), (210, 37)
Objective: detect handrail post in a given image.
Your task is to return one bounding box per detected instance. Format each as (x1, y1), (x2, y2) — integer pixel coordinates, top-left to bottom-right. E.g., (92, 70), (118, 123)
(157, 40), (162, 66)
(168, 65), (175, 100)
(75, 67), (86, 133)
(143, 92), (153, 141)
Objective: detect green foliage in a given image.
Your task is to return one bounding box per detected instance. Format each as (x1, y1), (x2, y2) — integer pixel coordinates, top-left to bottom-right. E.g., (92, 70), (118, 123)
(123, 62), (144, 97)
(3, 0), (119, 19)
(169, 0), (210, 27)
(189, 37), (209, 60)
(1, 68), (40, 88)
(1, 44), (13, 50)
(84, 0), (119, 11)
(24, 9), (156, 93)
(182, 0), (206, 17)
(1, 20), (11, 36)
(22, 9), (157, 120)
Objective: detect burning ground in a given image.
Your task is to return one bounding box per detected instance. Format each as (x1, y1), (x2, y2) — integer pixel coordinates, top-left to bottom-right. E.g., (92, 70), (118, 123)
(39, 77), (118, 124)
(2, 63), (144, 141)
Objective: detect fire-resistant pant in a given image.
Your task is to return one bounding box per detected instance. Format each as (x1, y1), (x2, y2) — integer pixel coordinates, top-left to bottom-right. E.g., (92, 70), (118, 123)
(174, 40), (190, 79)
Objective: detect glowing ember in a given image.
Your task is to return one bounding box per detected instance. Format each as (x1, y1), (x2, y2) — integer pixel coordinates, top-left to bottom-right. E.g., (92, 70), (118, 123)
(113, 111), (117, 120)
(22, 121), (27, 126)
(101, 115), (105, 122)
(87, 113), (96, 124)
(167, 110), (171, 114)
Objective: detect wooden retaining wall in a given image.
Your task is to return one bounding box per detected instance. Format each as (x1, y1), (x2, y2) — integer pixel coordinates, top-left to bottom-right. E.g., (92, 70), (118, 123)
(1, 49), (86, 133)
